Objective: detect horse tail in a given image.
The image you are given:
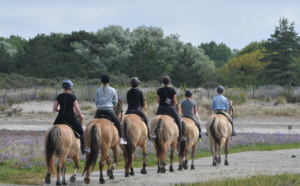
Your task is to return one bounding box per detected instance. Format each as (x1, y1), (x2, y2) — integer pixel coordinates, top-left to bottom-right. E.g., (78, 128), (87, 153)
(154, 119), (165, 161)
(178, 120), (187, 157)
(45, 126), (61, 174)
(123, 117), (135, 170)
(83, 124), (101, 174)
(210, 117), (222, 145)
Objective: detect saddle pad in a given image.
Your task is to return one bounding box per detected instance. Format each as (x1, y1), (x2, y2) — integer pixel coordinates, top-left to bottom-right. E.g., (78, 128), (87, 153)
(54, 122), (81, 138)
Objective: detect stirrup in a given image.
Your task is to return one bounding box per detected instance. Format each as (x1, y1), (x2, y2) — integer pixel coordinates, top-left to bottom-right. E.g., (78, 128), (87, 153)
(179, 136), (187, 141)
(120, 138), (127, 145)
(231, 132), (237, 136)
(150, 133), (157, 139)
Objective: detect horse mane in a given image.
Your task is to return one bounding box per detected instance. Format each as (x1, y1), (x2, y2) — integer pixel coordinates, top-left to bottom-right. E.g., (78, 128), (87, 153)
(45, 126), (61, 174)
(114, 99), (123, 117)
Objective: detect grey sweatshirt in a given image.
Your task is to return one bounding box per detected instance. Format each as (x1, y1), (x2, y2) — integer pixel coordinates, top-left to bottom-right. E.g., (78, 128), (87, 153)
(95, 85), (118, 110)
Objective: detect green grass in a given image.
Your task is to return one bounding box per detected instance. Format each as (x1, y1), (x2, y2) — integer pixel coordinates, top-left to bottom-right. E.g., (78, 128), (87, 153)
(183, 174), (300, 186)
(1, 143), (299, 185)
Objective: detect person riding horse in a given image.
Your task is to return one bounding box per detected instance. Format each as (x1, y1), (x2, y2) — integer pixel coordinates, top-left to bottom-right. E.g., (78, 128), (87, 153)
(125, 77), (152, 141)
(53, 80), (90, 155)
(181, 90), (202, 139)
(211, 86), (236, 136)
(154, 75), (187, 142)
(94, 74), (127, 145)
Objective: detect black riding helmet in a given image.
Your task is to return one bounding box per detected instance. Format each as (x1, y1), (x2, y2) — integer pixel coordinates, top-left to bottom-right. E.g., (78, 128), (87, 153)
(217, 86), (224, 93)
(162, 75), (171, 85)
(185, 90), (193, 97)
(101, 74), (110, 84)
(62, 80), (73, 90)
(130, 77), (140, 87)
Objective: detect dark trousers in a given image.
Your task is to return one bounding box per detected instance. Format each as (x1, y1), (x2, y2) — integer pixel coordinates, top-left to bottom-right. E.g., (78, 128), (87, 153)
(156, 105), (183, 134)
(54, 114), (86, 153)
(95, 109), (121, 137)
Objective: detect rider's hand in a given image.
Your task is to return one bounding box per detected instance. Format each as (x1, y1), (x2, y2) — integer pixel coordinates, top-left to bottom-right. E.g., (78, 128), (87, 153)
(80, 114), (85, 119)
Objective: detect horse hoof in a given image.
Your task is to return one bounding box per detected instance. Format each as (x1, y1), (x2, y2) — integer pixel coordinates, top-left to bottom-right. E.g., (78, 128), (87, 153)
(84, 177), (90, 185)
(107, 168), (113, 177)
(213, 162), (217, 166)
(183, 163), (188, 170)
(45, 176), (51, 184)
(70, 175), (76, 183)
(56, 181), (61, 186)
(130, 171), (135, 176)
(225, 161), (229, 166)
(99, 178), (105, 184)
(140, 168), (147, 175)
(169, 166), (174, 172)
(109, 175), (115, 180)
(191, 164), (195, 170)
(217, 157), (221, 164)
(62, 181), (67, 186)
(161, 167), (166, 173)
(125, 173), (130, 177)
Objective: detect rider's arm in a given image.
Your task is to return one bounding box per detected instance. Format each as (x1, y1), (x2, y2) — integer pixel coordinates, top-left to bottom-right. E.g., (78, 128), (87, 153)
(194, 106), (197, 115)
(74, 100), (84, 119)
(53, 100), (59, 112)
(181, 107), (184, 114)
(140, 91), (145, 108)
(156, 95), (160, 104)
(173, 95), (177, 106)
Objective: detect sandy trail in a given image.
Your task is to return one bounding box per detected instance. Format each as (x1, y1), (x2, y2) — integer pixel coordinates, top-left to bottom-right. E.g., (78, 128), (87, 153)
(42, 148), (300, 186)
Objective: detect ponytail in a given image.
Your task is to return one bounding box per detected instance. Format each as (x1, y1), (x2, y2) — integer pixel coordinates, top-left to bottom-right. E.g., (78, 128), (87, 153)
(103, 83), (108, 96)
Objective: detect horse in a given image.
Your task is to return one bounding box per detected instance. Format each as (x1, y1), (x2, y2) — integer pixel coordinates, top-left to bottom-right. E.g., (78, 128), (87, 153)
(176, 104), (200, 170)
(44, 117), (83, 185)
(120, 99), (148, 177)
(150, 115), (184, 173)
(206, 101), (234, 166)
(82, 100), (124, 184)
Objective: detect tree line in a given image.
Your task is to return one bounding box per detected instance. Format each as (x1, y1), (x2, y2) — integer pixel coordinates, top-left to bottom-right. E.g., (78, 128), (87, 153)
(1, 17), (300, 88)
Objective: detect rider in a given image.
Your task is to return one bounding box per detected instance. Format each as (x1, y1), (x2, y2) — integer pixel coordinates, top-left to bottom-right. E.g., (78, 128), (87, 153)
(211, 86), (236, 136)
(94, 74), (127, 145)
(53, 80), (90, 155)
(125, 77), (152, 141)
(181, 90), (202, 139)
(155, 75), (187, 141)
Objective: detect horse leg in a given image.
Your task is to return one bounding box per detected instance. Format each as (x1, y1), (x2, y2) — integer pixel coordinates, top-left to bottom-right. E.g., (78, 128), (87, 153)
(140, 143), (147, 175)
(169, 142), (175, 172)
(70, 154), (79, 183)
(130, 154), (135, 176)
(183, 144), (190, 170)
(99, 149), (108, 184)
(191, 144), (196, 170)
(107, 144), (118, 179)
(56, 156), (66, 186)
(45, 171), (51, 184)
(224, 137), (230, 166)
(61, 163), (67, 185)
(211, 142), (217, 166)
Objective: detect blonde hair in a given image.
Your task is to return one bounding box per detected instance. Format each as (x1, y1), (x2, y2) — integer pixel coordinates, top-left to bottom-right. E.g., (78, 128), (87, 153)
(103, 83), (109, 96)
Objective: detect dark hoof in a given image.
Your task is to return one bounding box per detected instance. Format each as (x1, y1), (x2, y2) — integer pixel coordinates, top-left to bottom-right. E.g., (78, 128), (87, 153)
(217, 156), (221, 164)
(225, 160), (229, 166)
(183, 163), (188, 170)
(178, 165), (183, 171)
(70, 175), (76, 183)
(62, 181), (67, 186)
(107, 168), (113, 177)
(213, 162), (217, 166)
(100, 177), (105, 184)
(56, 181), (61, 186)
(161, 166), (166, 173)
(140, 168), (147, 174)
(84, 177), (90, 184)
(191, 164), (195, 170)
(45, 173), (51, 184)
(130, 171), (135, 176)
(169, 166), (174, 172)
(109, 175), (115, 180)
(125, 173), (130, 177)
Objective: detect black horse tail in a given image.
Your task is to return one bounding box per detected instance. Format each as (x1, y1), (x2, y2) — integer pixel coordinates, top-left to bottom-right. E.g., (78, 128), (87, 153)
(45, 126), (61, 174)
(123, 117), (135, 171)
(178, 120), (187, 157)
(154, 119), (165, 160)
(83, 124), (101, 175)
(210, 117), (221, 145)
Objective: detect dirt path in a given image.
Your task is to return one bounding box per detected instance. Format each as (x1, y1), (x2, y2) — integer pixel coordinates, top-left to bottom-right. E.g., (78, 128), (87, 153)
(42, 148), (300, 186)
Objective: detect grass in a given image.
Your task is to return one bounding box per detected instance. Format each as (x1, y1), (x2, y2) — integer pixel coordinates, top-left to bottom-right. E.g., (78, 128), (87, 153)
(181, 174), (300, 186)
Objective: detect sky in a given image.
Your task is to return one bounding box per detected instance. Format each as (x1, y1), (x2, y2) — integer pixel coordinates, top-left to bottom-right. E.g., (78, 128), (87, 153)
(1, 0), (300, 50)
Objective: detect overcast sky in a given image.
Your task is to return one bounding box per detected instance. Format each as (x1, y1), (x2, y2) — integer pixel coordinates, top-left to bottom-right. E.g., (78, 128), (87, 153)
(1, 0), (300, 50)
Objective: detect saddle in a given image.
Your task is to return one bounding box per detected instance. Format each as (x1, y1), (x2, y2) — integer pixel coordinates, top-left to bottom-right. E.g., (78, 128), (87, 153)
(55, 122), (81, 138)
(96, 115), (115, 125)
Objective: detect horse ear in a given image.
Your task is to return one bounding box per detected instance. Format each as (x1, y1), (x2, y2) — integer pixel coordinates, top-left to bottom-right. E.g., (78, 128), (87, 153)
(121, 99), (125, 104)
(229, 100), (233, 105)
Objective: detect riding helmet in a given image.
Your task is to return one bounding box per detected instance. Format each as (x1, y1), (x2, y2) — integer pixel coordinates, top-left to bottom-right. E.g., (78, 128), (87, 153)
(162, 75), (171, 85)
(62, 80), (73, 90)
(130, 77), (140, 87)
(217, 86), (224, 93)
(101, 74), (110, 84)
(185, 90), (193, 97)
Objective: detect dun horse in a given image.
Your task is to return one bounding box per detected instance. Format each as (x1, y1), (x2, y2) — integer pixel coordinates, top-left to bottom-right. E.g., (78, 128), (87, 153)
(83, 100), (124, 184)
(206, 101), (234, 166)
(44, 118), (83, 185)
(177, 106), (200, 170)
(150, 115), (184, 173)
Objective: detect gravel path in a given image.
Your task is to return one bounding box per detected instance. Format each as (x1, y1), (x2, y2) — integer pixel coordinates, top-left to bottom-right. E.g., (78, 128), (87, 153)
(42, 148), (300, 186)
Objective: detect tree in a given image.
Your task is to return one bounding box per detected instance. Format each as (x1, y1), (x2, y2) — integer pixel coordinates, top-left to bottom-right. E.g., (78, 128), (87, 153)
(199, 41), (233, 68)
(0, 44), (12, 73)
(236, 41), (265, 57)
(257, 17), (300, 85)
